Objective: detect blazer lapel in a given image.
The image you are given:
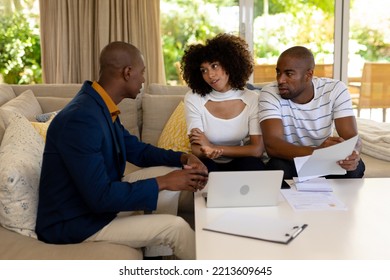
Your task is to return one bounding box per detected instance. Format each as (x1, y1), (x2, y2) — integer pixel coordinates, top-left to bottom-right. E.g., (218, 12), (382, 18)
(87, 85), (126, 177)
(103, 110), (125, 178)
(113, 117), (126, 167)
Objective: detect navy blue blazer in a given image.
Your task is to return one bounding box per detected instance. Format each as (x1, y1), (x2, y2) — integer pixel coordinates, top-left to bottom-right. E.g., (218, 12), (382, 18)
(36, 81), (183, 244)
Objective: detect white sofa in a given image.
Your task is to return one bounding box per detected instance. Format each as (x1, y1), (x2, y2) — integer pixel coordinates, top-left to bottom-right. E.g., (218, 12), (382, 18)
(0, 82), (389, 260)
(0, 83), (190, 260)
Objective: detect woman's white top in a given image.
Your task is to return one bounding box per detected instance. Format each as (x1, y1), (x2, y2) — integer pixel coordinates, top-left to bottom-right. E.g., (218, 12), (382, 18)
(184, 88), (261, 162)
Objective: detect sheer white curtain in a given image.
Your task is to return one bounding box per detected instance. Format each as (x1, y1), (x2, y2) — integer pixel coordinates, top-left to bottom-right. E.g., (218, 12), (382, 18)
(39, 0), (165, 85)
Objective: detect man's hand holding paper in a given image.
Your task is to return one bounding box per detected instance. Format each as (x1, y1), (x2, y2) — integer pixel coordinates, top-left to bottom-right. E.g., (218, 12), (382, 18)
(337, 150), (361, 171)
(317, 136), (361, 172)
(294, 135), (359, 181)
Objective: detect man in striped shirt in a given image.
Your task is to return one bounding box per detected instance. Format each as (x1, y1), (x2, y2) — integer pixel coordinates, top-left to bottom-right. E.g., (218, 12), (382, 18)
(259, 46), (365, 179)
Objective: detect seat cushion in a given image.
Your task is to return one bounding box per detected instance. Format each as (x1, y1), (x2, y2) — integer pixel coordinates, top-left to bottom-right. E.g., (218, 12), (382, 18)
(0, 225), (142, 260)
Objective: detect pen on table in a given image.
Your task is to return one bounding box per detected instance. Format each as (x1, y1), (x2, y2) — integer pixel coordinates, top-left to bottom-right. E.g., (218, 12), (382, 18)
(292, 224), (308, 238)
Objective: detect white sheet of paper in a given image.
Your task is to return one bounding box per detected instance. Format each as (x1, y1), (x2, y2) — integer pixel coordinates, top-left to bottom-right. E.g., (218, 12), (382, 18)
(293, 177), (333, 192)
(294, 135), (359, 181)
(281, 188), (347, 211)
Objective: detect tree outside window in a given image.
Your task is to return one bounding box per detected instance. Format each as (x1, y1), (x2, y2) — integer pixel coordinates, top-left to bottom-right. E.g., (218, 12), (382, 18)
(0, 0), (41, 84)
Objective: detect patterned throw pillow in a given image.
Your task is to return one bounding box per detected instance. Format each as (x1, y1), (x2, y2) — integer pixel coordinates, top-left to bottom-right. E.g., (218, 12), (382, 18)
(157, 101), (191, 153)
(0, 110), (44, 238)
(35, 110), (59, 122)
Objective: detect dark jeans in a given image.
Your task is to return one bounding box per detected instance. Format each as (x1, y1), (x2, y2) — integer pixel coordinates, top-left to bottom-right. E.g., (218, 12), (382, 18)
(266, 157), (366, 179)
(201, 156), (266, 172)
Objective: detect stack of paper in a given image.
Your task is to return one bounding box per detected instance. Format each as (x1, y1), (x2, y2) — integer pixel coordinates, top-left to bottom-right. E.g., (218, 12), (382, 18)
(293, 177), (332, 192)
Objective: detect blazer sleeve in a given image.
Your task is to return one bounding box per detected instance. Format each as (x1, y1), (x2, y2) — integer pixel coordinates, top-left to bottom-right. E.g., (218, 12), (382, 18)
(121, 124), (184, 168)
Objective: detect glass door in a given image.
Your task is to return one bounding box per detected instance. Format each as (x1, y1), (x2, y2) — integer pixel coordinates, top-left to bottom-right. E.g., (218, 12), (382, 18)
(249, 0), (336, 83)
(348, 0), (390, 122)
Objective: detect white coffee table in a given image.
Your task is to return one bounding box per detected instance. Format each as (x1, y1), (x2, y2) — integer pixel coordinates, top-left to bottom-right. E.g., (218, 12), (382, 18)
(195, 178), (390, 259)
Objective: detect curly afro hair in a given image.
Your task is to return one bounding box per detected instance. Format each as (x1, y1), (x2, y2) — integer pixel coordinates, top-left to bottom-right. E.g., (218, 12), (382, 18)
(180, 33), (254, 96)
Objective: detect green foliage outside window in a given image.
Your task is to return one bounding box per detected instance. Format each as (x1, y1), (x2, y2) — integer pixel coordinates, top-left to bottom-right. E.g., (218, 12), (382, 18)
(0, 12), (42, 84)
(161, 0), (227, 84)
(351, 26), (390, 62)
(253, 3), (335, 64)
(162, 0), (389, 84)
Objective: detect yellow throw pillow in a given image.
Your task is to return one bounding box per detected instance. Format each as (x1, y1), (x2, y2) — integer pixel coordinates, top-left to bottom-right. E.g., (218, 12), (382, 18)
(30, 115), (54, 141)
(157, 101), (191, 153)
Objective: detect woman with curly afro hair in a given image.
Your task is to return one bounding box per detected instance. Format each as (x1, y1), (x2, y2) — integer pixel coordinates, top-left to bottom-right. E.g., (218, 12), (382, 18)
(181, 33), (265, 172)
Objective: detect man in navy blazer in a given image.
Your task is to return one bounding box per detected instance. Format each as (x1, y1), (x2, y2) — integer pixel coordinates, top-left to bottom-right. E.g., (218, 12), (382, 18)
(35, 42), (208, 260)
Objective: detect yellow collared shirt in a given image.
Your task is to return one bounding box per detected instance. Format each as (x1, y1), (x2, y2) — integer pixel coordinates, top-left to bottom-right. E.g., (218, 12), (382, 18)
(92, 81), (120, 122)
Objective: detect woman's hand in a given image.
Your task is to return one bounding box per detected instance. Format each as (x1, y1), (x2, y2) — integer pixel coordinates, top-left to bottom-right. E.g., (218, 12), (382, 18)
(189, 128), (223, 159)
(200, 146), (223, 159)
(189, 128), (211, 147)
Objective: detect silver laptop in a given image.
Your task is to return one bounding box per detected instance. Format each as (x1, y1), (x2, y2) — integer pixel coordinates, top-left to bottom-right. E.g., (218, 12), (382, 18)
(204, 170), (284, 208)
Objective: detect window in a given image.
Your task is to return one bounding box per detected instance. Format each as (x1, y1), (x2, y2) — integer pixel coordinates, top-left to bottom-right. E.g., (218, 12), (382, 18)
(161, 0), (336, 85)
(251, 0), (335, 82)
(161, 0), (240, 85)
(161, 0), (390, 122)
(0, 0), (40, 84)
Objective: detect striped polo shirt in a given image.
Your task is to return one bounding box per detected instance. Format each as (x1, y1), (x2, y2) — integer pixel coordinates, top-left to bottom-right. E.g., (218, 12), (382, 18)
(259, 77), (355, 147)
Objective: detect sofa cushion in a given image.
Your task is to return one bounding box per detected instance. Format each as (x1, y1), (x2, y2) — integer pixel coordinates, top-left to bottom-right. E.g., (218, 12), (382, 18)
(141, 94), (184, 145)
(0, 225), (143, 260)
(147, 83), (189, 95)
(1, 89), (43, 120)
(0, 119), (4, 145)
(0, 110), (44, 238)
(11, 83), (82, 98)
(157, 101), (191, 153)
(36, 96), (71, 113)
(0, 84), (16, 106)
(118, 98), (140, 139)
